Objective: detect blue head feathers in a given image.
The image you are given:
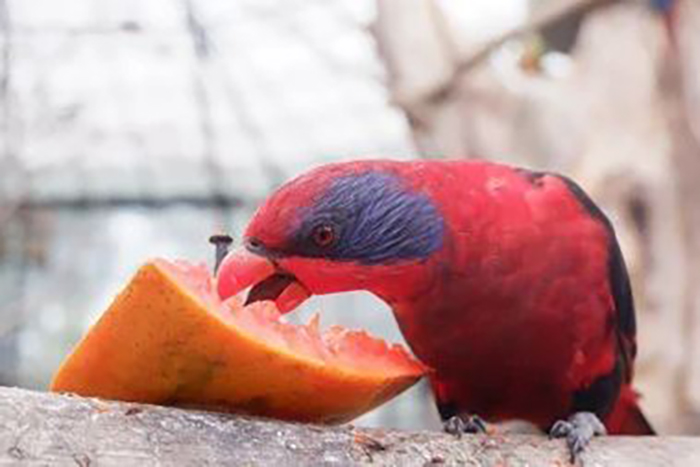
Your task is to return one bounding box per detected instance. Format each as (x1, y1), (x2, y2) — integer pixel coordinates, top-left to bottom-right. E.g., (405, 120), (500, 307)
(288, 171), (444, 264)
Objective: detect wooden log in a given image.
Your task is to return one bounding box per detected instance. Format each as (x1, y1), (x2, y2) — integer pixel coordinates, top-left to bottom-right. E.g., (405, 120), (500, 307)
(0, 386), (697, 466)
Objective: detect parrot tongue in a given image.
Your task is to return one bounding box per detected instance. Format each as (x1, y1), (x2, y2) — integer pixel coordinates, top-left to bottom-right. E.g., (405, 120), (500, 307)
(216, 247), (311, 314)
(245, 273), (311, 313)
(245, 274), (295, 304)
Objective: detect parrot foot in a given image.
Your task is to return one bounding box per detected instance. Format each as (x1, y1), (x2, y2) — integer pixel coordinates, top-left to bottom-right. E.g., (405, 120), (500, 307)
(549, 411), (606, 464)
(443, 414), (487, 438)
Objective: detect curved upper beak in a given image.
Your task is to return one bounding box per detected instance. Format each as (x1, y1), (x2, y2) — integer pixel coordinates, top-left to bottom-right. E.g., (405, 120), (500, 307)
(216, 247), (275, 300)
(215, 247), (311, 314)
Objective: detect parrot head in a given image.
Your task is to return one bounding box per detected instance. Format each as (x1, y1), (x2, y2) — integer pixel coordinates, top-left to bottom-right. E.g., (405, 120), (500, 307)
(216, 161), (446, 312)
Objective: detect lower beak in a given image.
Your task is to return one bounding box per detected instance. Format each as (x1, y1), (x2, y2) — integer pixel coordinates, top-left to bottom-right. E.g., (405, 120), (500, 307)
(215, 247), (311, 314)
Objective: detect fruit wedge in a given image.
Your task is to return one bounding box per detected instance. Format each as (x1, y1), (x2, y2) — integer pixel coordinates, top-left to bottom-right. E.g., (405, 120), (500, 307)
(51, 259), (426, 423)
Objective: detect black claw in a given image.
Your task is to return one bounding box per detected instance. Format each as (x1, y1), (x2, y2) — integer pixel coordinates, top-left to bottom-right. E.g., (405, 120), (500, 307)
(570, 433), (587, 459)
(443, 416), (465, 438)
(549, 420), (572, 439)
(463, 414), (487, 434)
(443, 414), (487, 438)
(549, 412), (607, 464)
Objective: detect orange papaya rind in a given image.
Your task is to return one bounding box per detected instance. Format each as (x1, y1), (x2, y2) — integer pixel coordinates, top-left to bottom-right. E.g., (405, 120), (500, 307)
(51, 259), (426, 423)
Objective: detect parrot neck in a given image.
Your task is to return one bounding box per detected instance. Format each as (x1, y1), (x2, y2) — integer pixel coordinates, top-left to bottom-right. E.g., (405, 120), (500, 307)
(387, 286), (462, 366)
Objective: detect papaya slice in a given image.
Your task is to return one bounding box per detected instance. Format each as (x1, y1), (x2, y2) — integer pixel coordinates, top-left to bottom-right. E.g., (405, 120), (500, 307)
(50, 259), (426, 423)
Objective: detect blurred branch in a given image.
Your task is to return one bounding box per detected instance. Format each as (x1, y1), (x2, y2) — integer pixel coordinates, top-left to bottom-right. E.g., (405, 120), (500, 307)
(660, 3), (700, 423)
(426, 0), (622, 103)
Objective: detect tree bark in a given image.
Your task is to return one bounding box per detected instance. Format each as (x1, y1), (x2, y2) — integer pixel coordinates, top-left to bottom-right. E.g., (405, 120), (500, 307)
(0, 386), (697, 466)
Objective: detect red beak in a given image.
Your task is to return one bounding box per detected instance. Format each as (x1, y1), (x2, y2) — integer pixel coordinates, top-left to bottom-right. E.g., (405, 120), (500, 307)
(216, 247), (311, 314)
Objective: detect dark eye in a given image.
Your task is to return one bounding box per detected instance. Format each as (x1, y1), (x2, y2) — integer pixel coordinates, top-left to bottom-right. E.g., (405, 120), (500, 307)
(246, 238), (264, 252)
(311, 224), (336, 248)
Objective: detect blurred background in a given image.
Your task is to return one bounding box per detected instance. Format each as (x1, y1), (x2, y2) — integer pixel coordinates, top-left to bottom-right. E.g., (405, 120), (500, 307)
(0, 0), (698, 434)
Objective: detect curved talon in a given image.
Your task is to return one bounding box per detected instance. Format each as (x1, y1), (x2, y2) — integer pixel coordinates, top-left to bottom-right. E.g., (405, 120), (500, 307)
(549, 419), (574, 438)
(549, 412), (606, 464)
(443, 414), (488, 438)
(443, 416), (464, 437)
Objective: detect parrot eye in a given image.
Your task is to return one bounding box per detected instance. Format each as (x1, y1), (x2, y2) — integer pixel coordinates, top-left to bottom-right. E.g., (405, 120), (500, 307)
(311, 224), (336, 248)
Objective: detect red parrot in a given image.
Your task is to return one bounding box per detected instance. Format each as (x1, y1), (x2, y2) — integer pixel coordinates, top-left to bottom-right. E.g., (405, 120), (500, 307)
(216, 160), (654, 460)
